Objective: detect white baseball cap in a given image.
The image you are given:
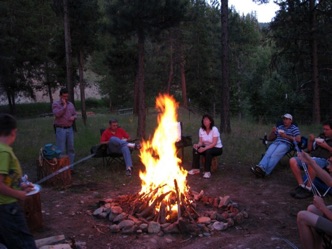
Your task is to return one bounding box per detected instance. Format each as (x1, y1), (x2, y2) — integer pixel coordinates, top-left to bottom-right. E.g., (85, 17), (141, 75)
(282, 113), (293, 121)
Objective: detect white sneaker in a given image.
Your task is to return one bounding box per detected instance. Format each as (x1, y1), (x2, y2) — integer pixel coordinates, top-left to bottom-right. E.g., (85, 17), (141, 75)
(188, 169), (200, 175)
(203, 172), (211, 179)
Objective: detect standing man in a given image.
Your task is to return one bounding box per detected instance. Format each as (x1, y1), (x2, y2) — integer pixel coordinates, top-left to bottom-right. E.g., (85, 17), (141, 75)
(52, 88), (77, 165)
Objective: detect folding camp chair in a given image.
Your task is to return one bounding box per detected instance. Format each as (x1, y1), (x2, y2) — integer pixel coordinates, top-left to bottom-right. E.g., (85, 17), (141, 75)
(90, 129), (134, 167)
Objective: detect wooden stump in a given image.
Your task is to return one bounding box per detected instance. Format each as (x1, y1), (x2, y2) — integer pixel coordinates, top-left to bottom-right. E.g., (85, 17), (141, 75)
(20, 192), (43, 231)
(201, 156), (219, 173)
(37, 156), (72, 187)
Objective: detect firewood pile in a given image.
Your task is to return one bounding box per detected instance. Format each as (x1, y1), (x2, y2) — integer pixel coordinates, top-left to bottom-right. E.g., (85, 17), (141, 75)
(92, 182), (249, 236)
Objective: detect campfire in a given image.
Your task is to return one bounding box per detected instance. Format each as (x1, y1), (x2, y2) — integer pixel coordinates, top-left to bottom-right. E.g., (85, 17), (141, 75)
(93, 94), (248, 235)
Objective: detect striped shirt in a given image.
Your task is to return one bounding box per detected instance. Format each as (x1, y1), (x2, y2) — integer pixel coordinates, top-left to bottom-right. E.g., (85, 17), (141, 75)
(275, 124), (300, 145)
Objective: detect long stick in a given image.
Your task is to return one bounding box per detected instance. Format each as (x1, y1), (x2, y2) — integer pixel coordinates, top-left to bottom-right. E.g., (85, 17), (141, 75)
(36, 153), (95, 184)
(174, 179), (181, 220)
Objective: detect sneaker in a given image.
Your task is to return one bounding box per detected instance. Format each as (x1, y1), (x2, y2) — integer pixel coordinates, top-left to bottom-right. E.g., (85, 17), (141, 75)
(290, 185), (303, 197)
(250, 165), (266, 178)
(188, 169), (200, 175)
(293, 186), (313, 199)
(126, 168), (132, 176)
(203, 172), (211, 179)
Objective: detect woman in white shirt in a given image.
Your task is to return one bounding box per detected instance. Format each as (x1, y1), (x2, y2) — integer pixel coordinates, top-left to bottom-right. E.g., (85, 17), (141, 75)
(188, 114), (223, 178)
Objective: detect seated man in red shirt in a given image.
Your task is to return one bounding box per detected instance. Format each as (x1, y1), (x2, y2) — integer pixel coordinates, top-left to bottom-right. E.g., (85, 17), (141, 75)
(100, 118), (140, 176)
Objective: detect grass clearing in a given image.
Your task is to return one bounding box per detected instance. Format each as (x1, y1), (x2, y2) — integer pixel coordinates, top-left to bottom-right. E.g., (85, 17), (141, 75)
(12, 108), (323, 185)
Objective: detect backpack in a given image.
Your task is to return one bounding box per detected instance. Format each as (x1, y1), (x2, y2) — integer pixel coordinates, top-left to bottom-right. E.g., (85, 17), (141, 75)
(42, 144), (61, 160)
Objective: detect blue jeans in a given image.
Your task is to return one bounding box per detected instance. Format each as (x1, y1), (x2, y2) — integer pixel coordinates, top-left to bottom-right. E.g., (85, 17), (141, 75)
(56, 127), (75, 164)
(0, 202), (37, 249)
(258, 141), (290, 175)
(108, 137), (133, 170)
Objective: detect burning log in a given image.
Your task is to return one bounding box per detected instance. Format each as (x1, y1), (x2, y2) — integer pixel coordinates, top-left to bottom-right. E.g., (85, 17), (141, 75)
(136, 191), (171, 219)
(173, 179), (181, 220)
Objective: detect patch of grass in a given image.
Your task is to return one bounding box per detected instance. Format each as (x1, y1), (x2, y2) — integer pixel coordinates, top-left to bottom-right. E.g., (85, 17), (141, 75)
(11, 107), (323, 183)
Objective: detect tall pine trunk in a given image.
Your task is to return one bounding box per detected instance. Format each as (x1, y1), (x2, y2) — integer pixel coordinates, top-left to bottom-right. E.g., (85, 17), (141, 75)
(310, 0), (320, 123)
(180, 42), (188, 109)
(136, 29), (146, 139)
(78, 49), (87, 126)
(220, 0), (231, 133)
(63, 0), (74, 103)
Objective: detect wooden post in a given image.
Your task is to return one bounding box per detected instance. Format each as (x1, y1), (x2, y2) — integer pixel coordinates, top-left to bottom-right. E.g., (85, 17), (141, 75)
(201, 156), (219, 173)
(37, 156), (71, 187)
(20, 192), (43, 231)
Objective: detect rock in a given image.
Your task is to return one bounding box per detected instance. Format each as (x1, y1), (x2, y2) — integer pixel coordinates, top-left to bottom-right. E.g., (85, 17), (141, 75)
(139, 223), (148, 231)
(39, 244), (71, 249)
(234, 212), (244, 224)
(212, 221), (227, 231)
(197, 216), (211, 224)
(110, 206), (123, 214)
(148, 221), (161, 234)
(92, 207), (104, 216)
(109, 224), (120, 233)
(118, 220), (135, 230)
(163, 223), (180, 234)
(113, 213), (127, 223)
(218, 195), (231, 208)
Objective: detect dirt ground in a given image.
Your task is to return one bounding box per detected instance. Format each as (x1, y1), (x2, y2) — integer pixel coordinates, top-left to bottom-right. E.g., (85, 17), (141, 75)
(26, 157), (327, 249)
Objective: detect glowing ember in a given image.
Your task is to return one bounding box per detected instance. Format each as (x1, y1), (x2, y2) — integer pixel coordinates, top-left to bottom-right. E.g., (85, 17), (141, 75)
(139, 94), (189, 214)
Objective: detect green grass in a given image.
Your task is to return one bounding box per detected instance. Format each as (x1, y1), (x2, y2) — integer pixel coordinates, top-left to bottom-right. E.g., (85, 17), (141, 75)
(11, 107), (323, 185)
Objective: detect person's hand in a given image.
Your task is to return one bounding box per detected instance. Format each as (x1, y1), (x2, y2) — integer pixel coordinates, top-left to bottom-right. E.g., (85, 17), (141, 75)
(309, 134), (315, 142)
(69, 116), (75, 121)
(193, 144), (199, 150)
(198, 147), (206, 153)
(316, 139), (326, 148)
(313, 195), (326, 211)
(61, 97), (67, 107)
(271, 127), (277, 133)
(21, 182), (35, 193)
(298, 151), (314, 165)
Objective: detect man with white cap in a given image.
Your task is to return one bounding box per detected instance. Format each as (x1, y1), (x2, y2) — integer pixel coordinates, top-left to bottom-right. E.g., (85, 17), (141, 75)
(251, 113), (301, 177)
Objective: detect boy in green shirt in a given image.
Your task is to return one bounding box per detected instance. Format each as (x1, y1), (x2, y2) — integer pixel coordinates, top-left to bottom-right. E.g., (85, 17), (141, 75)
(0, 114), (37, 249)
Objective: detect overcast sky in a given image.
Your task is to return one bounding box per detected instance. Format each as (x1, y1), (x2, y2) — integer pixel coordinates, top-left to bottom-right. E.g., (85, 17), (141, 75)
(228, 0), (279, 23)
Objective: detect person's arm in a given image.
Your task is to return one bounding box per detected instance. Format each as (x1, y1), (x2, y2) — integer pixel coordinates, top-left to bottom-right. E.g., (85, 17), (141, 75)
(120, 128), (130, 140)
(267, 126), (277, 141)
(52, 101), (66, 118)
(193, 129), (203, 149)
(0, 175), (27, 201)
(294, 134), (301, 143)
(307, 134), (315, 152)
(313, 196), (332, 221)
(299, 152), (332, 187)
(316, 139), (332, 154)
(100, 129), (110, 143)
(199, 137), (218, 152)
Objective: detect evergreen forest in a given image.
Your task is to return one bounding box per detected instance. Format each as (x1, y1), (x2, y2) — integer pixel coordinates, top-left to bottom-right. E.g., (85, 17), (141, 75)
(0, 0), (331, 137)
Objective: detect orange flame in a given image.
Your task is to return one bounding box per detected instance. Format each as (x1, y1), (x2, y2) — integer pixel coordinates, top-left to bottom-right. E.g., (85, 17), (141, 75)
(139, 94), (188, 212)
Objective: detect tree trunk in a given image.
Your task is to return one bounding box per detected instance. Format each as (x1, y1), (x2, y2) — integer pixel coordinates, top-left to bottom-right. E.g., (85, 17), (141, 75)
(63, 0), (74, 103)
(220, 0), (231, 133)
(6, 90), (14, 114)
(78, 49), (87, 126)
(45, 61), (54, 111)
(136, 29), (146, 139)
(167, 31), (174, 93)
(310, 0), (320, 123)
(179, 42), (188, 108)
